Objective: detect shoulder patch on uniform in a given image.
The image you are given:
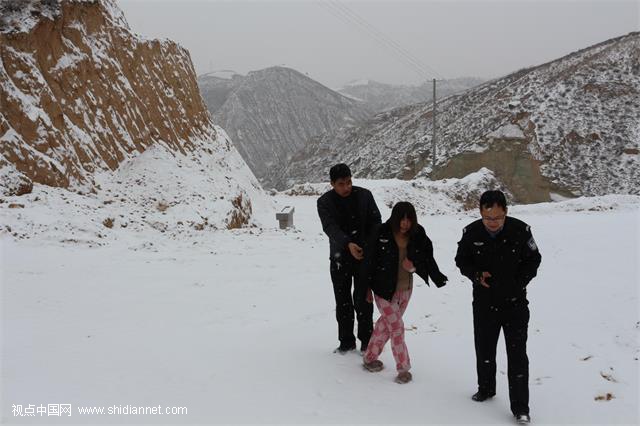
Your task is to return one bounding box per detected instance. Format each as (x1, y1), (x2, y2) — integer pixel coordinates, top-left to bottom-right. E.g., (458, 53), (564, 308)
(462, 227), (467, 234)
(527, 236), (538, 251)
(526, 225), (531, 232)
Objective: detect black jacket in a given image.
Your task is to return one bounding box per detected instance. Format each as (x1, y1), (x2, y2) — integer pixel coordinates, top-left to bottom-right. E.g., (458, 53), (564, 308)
(317, 186), (382, 260)
(455, 216), (542, 304)
(365, 221), (448, 301)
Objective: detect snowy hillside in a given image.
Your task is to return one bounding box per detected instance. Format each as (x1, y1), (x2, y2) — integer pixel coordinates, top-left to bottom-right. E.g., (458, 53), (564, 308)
(1, 125), (272, 239)
(197, 71), (244, 113)
(197, 66), (372, 188)
(0, 0), (271, 227)
(284, 168), (512, 213)
(0, 169), (502, 243)
(337, 77), (484, 113)
(2, 179), (638, 424)
(278, 32), (640, 202)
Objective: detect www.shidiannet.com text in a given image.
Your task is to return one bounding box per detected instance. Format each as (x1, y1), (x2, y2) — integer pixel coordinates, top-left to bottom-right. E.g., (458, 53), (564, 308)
(12, 404), (188, 417)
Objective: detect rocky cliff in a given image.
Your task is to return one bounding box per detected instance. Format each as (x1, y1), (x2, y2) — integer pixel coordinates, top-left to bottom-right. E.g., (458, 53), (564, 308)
(0, 0), (270, 229)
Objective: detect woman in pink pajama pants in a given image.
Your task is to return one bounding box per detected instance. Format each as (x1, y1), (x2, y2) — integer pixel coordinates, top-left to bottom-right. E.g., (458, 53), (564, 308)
(362, 202), (448, 383)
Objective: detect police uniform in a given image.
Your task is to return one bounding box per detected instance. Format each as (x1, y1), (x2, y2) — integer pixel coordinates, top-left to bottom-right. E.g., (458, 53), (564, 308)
(455, 216), (541, 416)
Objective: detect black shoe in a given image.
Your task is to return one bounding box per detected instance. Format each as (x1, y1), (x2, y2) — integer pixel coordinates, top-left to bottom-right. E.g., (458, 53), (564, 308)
(514, 413), (531, 424)
(471, 390), (496, 402)
(360, 341), (369, 353)
(333, 342), (356, 354)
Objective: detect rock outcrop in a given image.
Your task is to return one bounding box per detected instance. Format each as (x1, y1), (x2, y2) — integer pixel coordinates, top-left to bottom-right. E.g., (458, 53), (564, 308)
(0, 0), (271, 230)
(1, 0), (211, 193)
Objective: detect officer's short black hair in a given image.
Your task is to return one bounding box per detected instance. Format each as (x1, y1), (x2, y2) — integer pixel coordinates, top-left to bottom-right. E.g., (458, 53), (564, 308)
(329, 163), (351, 182)
(480, 190), (507, 210)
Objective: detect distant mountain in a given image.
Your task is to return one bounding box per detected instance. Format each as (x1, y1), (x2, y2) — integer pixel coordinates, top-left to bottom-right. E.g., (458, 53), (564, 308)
(198, 66), (372, 188)
(0, 0), (269, 229)
(337, 77), (485, 113)
(276, 32), (640, 203)
(198, 70), (244, 113)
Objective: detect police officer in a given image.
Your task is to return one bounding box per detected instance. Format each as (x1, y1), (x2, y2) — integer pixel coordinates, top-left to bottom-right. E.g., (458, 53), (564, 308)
(317, 164), (381, 354)
(455, 190), (541, 425)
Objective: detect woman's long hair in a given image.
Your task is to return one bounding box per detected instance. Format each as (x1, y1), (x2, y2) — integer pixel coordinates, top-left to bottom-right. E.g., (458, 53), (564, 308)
(389, 202), (418, 235)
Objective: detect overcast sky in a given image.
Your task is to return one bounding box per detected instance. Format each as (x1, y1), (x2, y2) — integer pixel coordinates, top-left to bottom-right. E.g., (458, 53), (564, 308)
(117, 0), (639, 88)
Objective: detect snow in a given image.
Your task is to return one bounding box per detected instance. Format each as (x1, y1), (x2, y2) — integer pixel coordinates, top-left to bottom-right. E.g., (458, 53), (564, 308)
(1, 48), (51, 124)
(344, 78), (372, 87)
(51, 53), (88, 72)
(487, 123), (526, 140)
(0, 0), (60, 35)
(549, 192), (571, 202)
(286, 169), (510, 216)
(0, 126), (273, 242)
(0, 162), (29, 196)
(336, 91), (365, 102)
(2, 178), (638, 424)
(101, 0), (131, 31)
(285, 33), (640, 197)
(1, 0), (247, 200)
(0, 128), (23, 146)
(21, 142), (67, 175)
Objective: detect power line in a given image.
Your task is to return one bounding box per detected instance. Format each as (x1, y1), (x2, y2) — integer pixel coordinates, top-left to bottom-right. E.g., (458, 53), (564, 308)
(317, 0), (503, 170)
(328, 1), (440, 80)
(337, 1), (472, 95)
(319, 0), (470, 95)
(317, 1), (434, 82)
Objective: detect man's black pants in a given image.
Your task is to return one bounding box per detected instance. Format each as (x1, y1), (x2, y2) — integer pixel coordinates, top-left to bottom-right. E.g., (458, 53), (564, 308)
(473, 299), (530, 415)
(330, 258), (373, 347)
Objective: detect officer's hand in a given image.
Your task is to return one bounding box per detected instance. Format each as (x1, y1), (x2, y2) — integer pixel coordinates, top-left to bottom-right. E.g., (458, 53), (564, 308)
(348, 242), (364, 260)
(436, 273), (448, 287)
(479, 271), (492, 288)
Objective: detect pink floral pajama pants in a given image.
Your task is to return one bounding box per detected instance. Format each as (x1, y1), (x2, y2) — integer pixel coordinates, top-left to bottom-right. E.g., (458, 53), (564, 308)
(363, 288), (412, 372)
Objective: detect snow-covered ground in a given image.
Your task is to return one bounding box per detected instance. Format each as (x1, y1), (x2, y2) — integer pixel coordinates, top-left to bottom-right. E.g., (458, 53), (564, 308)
(2, 182), (639, 424)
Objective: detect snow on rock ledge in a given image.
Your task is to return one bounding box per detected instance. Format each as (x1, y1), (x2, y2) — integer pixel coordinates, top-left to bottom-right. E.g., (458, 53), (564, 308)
(1, 126), (274, 244)
(1, 0), (213, 190)
(0, 0), (273, 230)
(486, 123), (526, 140)
(282, 168), (511, 215)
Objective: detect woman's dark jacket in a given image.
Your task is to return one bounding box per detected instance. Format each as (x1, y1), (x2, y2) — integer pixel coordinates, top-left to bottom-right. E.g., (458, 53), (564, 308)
(364, 221), (448, 301)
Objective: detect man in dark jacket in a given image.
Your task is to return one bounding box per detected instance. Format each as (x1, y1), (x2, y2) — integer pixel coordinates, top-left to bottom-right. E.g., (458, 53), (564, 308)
(317, 163), (381, 354)
(455, 190), (541, 425)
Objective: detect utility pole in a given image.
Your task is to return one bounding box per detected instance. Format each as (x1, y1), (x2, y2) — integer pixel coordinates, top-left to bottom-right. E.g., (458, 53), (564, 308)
(432, 78), (437, 169)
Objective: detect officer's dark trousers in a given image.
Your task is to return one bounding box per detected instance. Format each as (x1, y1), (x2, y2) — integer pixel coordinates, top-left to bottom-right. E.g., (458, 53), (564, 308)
(330, 258), (373, 347)
(473, 299), (530, 415)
